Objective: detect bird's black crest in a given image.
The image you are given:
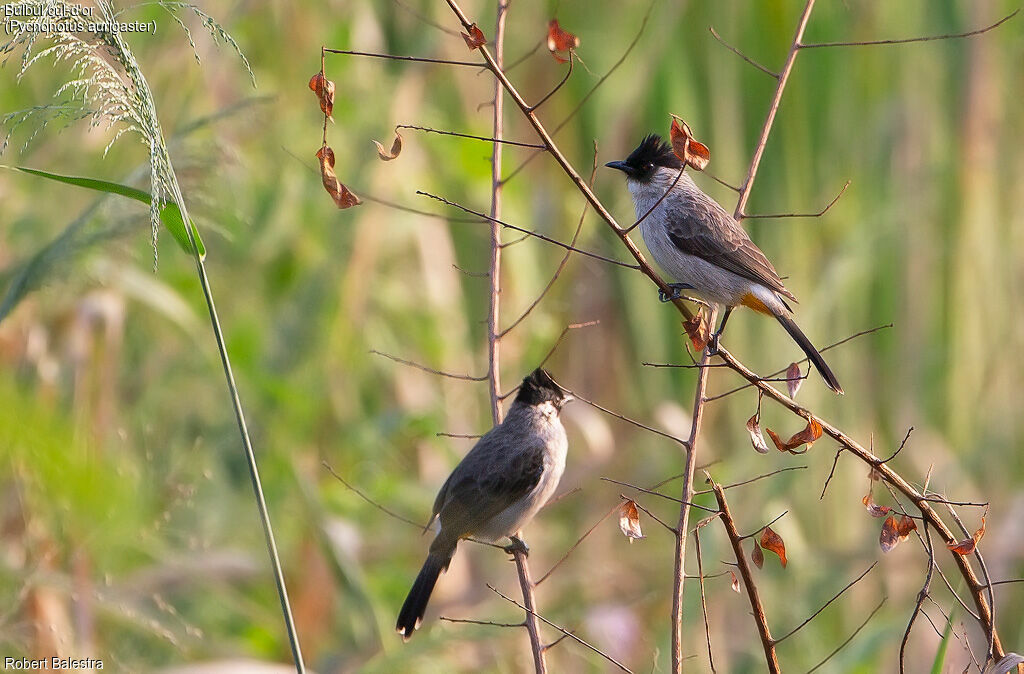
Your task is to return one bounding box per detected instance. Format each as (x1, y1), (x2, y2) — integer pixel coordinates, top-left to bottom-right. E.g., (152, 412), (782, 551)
(515, 368), (569, 408)
(625, 134), (682, 173)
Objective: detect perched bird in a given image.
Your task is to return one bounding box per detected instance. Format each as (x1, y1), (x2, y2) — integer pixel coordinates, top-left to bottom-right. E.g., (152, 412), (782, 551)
(396, 368), (572, 640)
(606, 134), (843, 394)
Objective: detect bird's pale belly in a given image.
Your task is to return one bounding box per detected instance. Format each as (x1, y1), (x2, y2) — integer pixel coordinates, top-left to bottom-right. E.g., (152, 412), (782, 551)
(640, 223), (752, 307)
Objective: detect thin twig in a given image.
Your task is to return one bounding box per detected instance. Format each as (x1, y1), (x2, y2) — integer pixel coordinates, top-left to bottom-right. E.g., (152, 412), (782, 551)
(672, 313), (715, 674)
(710, 476), (780, 672)
(370, 349), (486, 381)
(799, 10), (1019, 49)
(807, 598), (887, 674)
(324, 47), (483, 67)
(820, 447), (844, 499)
(536, 502), (620, 586)
(599, 477), (718, 513)
(418, 191), (640, 269)
(739, 511), (789, 541)
(877, 426), (915, 464)
(568, 390), (690, 448)
(440, 616), (524, 628)
(396, 124), (546, 148)
(624, 166), (685, 234)
(774, 563), (877, 644)
(527, 51), (574, 112)
(487, 584), (634, 673)
(693, 523), (717, 673)
(708, 26), (779, 78)
(323, 461), (424, 529)
(900, 521), (934, 673)
(742, 180), (850, 219)
(692, 465), (807, 496)
(733, 0), (817, 220)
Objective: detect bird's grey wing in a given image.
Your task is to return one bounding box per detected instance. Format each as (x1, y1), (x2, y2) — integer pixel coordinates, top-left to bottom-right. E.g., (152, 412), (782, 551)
(436, 434), (545, 539)
(665, 199), (796, 302)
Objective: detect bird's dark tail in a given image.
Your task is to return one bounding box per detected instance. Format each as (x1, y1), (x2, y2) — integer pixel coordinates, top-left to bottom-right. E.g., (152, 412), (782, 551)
(774, 312), (844, 394)
(396, 551), (450, 640)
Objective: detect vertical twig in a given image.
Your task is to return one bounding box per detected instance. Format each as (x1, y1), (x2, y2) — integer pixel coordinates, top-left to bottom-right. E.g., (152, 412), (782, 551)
(710, 477), (780, 673)
(670, 306), (716, 674)
(486, 2), (546, 671)
(733, 0), (817, 219)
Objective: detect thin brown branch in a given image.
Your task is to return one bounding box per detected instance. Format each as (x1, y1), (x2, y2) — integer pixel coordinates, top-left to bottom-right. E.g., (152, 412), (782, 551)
(693, 523), (717, 673)
(943, 502), (996, 663)
(535, 321), (600, 372)
(568, 390), (689, 448)
(672, 315), (715, 674)
(453, 263), (489, 277)
(500, 145), (597, 338)
(418, 191), (640, 269)
(599, 477), (718, 513)
(396, 124), (546, 148)
(436, 431), (482, 439)
(370, 349), (486, 381)
(710, 477), (780, 673)
(706, 171), (742, 193)
(708, 26), (779, 78)
(527, 51), (575, 112)
(799, 9), (1019, 49)
(487, 584), (635, 673)
(322, 461), (424, 529)
(506, 36), (545, 71)
(733, 0), (817, 219)
(536, 502), (619, 586)
(543, 631), (575, 652)
(629, 497), (680, 534)
(624, 166), (685, 234)
(693, 465), (808, 496)
(774, 563), (877, 644)
(742, 180), (850, 219)
(324, 47), (484, 67)
(739, 510), (789, 541)
(877, 426), (915, 464)
(439, 616), (524, 628)
(512, 546), (547, 674)
(807, 597), (887, 674)
(392, 0), (462, 37)
(900, 521), (934, 673)
(705, 322), (891, 402)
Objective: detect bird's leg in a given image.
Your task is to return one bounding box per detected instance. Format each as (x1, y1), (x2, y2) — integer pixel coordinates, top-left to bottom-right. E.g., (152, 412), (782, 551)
(708, 306), (733, 356)
(504, 535), (530, 557)
(658, 282), (695, 303)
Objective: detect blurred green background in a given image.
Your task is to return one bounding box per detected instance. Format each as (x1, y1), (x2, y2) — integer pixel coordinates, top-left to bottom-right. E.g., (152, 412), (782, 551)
(1, 0), (1021, 671)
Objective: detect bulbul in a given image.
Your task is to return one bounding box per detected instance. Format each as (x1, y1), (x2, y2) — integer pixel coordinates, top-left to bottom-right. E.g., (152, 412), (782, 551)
(606, 134), (843, 394)
(396, 368), (572, 640)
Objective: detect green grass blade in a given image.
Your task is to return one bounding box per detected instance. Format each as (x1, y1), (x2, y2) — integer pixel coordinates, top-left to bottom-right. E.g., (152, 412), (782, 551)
(2, 165), (205, 258)
(929, 611), (954, 674)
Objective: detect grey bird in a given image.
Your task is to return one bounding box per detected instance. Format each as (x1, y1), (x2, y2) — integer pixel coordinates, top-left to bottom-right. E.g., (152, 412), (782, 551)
(396, 368), (572, 640)
(606, 134), (843, 394)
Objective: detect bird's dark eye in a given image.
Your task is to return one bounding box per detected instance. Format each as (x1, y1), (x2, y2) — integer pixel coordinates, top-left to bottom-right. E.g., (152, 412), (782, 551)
(646, 162), (654, 171)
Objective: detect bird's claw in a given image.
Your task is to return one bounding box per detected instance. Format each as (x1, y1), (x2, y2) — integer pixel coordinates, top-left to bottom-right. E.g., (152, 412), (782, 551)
(658, 283), (694, 303)
(707, 331), (722, 356)
(504, 536), (530, 557)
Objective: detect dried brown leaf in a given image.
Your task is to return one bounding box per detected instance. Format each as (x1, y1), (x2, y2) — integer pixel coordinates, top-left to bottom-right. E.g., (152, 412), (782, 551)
(785, 362), (803, 399)
(760, 526), (787, 568)
(879, 515), (900, 553)
(619, 499), (645, 542)
(308, 71), (335, 119)
(947, 510), (986, 556)
(546, 19), (579, 62)
(862, 491), (892, 518)
(746, 410), (770, 455)
(766, 417), (823, 454)
(683, 310), (710, 352)
(462, 23), (486, 49)
(373, 130), (403, 161)
(730, 570), (741, 593)
(316, 146), (361, 209)
(751, 540), (764, 569)
(669, 114), (710, 171)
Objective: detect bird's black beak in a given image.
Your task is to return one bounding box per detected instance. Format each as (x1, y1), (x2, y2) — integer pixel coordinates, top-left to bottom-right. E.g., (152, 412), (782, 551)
(605, 160), (630, 174)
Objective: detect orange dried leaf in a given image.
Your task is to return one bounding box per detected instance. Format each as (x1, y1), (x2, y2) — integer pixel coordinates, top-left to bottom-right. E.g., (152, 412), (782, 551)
(947, 511), (986, 556)
(746, 410), (770, 455)
(730, 570), (741, 593)
(862, 491), (892, 518)
(760, 526), (787, 568)
(462, 23), (486, 49)
(897, 515), (917, 540)
(879, 515), (900, 553)
(669, 114), (711, 171)
(619, 499), (645, 542)
(316, 146), (361, 209)
(785, 362), (803, 399)
(683, 310), (710, 352)
(373, 130), (403, 161)
(546, 19), (579, 61)
(308, 71), (335, 119)
(751, 540), (764, 569)
(766, 417), (823, 454)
